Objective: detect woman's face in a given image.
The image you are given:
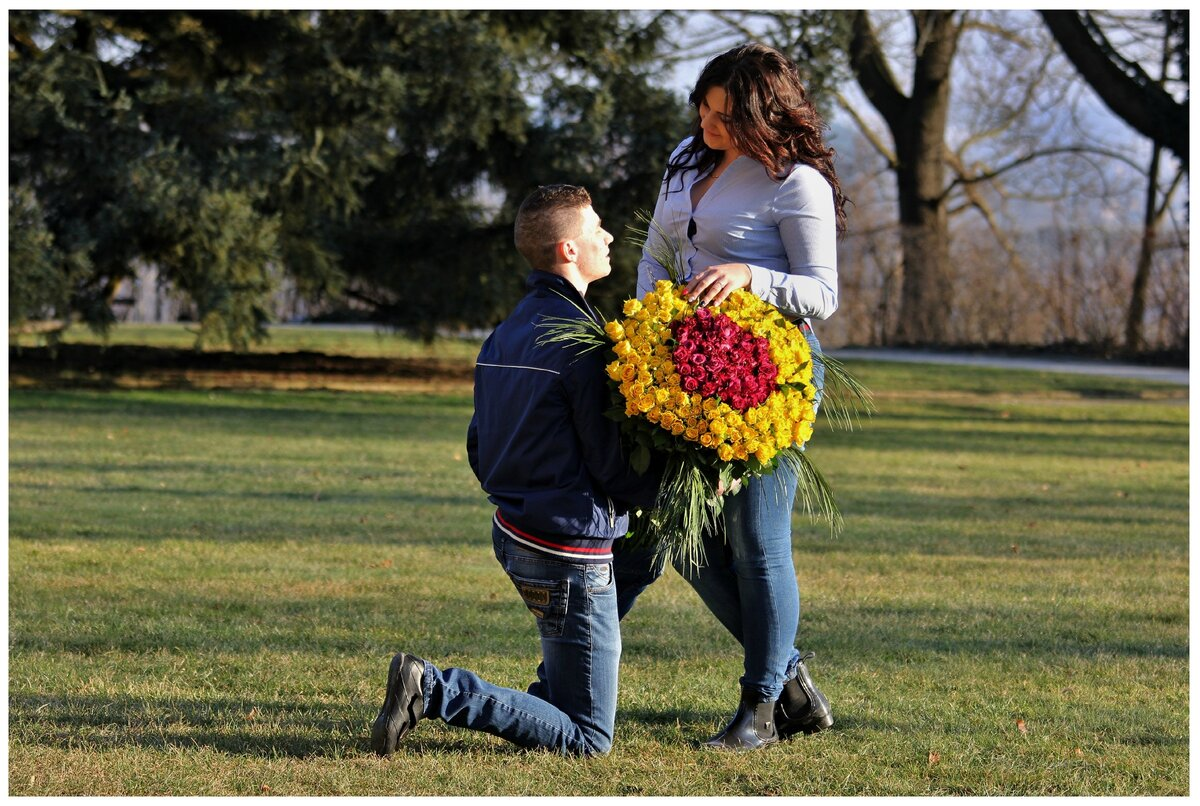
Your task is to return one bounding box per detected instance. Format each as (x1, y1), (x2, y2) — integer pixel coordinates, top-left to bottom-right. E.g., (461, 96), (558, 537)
(697, 85), (736, 153)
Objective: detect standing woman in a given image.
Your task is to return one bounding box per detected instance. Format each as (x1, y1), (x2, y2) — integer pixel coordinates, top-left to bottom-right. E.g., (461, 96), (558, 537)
(635, 43), (846, 750)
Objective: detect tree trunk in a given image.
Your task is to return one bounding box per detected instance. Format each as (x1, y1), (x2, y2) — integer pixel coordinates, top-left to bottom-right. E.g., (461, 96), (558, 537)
(849, 11), (961, 345)
(1124, 144), (1161, 355)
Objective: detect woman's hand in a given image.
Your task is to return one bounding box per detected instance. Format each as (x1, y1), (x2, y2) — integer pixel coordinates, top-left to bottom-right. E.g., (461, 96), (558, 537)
(685, 263), (752, 307)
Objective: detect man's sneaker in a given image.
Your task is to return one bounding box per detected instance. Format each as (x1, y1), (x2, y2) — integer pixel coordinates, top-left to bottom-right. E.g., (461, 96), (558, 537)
(775, 651), (833, 738)
(370, 652), (427, 756)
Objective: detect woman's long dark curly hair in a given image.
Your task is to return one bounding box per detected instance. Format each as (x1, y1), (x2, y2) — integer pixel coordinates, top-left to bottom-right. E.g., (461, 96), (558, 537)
(667, 43), (847, 233)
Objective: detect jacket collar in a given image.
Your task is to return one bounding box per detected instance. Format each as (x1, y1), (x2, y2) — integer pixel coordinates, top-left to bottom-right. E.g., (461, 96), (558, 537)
(526, 270), (598, 321)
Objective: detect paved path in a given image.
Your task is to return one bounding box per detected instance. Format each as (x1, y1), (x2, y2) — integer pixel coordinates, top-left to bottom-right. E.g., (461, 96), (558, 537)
(830, 348), (1188, 386)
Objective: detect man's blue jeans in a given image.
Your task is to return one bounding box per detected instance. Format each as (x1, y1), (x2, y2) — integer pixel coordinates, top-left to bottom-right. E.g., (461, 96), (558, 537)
(418, 527), (620, 755)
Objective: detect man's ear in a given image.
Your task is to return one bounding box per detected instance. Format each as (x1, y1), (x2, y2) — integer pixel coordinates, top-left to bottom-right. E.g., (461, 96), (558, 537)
(557, 238), (579, 265)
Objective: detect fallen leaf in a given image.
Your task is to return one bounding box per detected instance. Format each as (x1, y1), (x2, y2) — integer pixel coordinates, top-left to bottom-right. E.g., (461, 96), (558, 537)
(247, 707), (258, 720)
(1016, 718), (1027, 735)
(261, 784), (271, 793)
(1010, 544), (1020, 554)
(1075, 747), (1083, 757)
(928, 751), (941, 765)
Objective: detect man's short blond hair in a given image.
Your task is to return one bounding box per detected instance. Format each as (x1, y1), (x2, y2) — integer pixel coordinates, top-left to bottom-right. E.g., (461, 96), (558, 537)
(513, 184), (592, 271)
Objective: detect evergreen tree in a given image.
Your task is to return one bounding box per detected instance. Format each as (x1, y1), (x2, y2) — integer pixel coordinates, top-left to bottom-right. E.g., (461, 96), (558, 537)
(8, 10), (686, 346)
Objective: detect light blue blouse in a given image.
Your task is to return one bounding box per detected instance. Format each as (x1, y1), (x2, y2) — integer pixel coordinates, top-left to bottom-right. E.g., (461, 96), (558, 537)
(636, 137), (838, 321)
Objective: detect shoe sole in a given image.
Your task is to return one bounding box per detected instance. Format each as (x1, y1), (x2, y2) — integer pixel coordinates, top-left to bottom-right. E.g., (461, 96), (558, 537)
(370, 653), (424, 756)
(702, 736), (779, 751)
(778, 704), (833, 738)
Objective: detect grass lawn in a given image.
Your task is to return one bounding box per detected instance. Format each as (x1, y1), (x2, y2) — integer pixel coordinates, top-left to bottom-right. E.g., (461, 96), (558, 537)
(7, 335), (1189, 795)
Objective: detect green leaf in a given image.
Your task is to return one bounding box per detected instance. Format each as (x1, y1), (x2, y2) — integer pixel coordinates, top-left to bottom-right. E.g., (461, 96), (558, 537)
(631, 443), (651, 474)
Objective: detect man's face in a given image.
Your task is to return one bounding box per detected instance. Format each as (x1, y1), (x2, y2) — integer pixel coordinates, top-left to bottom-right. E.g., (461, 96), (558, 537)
(573, 205), (614, 283)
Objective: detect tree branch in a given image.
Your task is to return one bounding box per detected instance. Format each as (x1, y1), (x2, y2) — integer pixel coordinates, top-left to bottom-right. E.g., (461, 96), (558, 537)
(956, 48), (1056, 153)
(1040, 10), (1188, 166)
(847, 10), (908, 132)
(946, 145), (1145, 194)
(833, 90), (897, 167)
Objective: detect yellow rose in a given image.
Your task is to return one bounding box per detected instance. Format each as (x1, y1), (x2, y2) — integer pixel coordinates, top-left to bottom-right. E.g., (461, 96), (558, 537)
(623, 298), (643, 317)
(620, 364), (637, 382)
(604, 321), (625, 342)
(717, 444), (734, 462)
(606, 361), (623, 382)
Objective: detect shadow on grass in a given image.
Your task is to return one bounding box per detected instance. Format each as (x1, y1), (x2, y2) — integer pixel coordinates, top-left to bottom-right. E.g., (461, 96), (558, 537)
(10, 477), (479, 509)
(9, 693), (716, 759)
(817, 421), (1185, 463)
(9, 389), (474, 441)
(10, 692), (370, 759)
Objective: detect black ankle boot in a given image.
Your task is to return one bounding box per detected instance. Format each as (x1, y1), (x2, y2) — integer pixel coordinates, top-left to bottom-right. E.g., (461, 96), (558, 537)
(703, 687), (779, 751)
(775, 651), (833, 738)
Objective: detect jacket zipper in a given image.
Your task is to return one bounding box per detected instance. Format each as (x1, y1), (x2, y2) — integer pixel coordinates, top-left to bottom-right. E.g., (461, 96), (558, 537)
(607, 496), (616, 529)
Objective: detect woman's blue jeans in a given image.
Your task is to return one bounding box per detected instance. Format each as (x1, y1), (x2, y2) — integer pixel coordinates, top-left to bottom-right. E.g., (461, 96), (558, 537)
(669, 324), (825, 702)
(419, 527), (620, 755)
(674, 463), (801, 702)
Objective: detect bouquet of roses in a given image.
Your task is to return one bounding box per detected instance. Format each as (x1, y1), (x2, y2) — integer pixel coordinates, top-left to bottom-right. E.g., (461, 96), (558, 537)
(539, 213), (872, 568)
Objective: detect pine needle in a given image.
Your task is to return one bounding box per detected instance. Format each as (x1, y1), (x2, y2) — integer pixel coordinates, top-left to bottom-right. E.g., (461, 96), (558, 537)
(814, 351), (876, 430)
(780, 448), (844, 537)
(626, 209), (687, 285)
(533, 291), (609, 360)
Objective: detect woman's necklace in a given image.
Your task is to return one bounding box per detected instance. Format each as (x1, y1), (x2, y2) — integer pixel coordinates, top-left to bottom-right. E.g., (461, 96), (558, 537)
(710, 156), (737, 180)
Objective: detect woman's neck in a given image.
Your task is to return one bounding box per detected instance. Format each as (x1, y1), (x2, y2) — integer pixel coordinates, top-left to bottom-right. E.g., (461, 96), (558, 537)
(714, 149), (742, 175)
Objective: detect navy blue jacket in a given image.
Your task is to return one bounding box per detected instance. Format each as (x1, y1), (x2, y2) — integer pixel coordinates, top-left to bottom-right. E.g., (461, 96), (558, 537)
(467, 271), (659, 562)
